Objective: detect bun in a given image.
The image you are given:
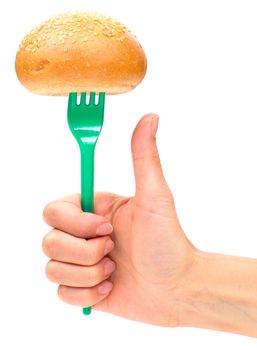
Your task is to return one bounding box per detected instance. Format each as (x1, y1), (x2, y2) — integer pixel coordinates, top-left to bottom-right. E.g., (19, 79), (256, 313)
(15, 12), (147, 95)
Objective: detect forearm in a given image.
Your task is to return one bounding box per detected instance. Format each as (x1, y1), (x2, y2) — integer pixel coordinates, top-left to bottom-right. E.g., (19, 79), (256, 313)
(178, 250), (257, 337)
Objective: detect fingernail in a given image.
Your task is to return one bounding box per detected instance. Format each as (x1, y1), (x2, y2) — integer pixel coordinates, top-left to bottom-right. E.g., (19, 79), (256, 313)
(96, 223), (113, 236)
(104, 260), (116, 276)
(151, 115), (159, 137)
(98, 281), (113, 295)
(104, 240), (114, 255)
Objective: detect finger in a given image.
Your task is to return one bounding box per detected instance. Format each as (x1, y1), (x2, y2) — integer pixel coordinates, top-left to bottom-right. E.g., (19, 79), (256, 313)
(42, 229), (114, 265)
(58, 280), (113, 307)
(43, 200), (113, 238)
(45, 258), (116, 287)
(46, 192), (127, 224)
(131, 114), (172, 201)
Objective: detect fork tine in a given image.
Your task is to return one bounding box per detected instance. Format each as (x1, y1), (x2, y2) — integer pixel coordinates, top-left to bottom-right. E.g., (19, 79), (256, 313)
(89, 92), (95, 106)
(98, 92), (105, 107)
(68, 92), (78, 109)
(80, 92), (86, 105)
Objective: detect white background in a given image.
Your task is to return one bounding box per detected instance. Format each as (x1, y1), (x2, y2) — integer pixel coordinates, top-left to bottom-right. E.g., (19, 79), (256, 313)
(0, 0), (257, 348)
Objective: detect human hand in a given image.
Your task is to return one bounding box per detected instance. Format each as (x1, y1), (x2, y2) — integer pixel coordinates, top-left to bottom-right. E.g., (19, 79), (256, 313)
(42, 114), (195, 327)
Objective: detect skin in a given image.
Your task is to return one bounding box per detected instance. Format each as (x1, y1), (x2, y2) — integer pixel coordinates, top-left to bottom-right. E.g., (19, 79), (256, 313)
(42, 114), (257, 337)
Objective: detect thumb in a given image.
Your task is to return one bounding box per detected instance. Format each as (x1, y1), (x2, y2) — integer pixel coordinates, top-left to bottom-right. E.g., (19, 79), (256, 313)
(131, 114), (172, 202)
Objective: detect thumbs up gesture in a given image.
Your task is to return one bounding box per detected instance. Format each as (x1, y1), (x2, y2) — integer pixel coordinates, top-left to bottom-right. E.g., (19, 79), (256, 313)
(42, 114), (194, 327)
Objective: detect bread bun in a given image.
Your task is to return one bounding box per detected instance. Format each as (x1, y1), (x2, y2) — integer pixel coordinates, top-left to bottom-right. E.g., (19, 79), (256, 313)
(15, 12), (147, 95)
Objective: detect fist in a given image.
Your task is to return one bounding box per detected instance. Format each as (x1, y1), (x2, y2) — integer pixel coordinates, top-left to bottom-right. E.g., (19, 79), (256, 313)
(42, 196), (115, 307)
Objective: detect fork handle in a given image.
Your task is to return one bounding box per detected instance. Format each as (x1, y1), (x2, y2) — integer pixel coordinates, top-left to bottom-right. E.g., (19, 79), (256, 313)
(80, 143), (95, 213)
(80, 143), (96, 315)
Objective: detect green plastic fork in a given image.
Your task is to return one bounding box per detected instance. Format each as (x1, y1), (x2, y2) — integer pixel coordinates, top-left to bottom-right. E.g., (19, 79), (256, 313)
(67, 91), (105, 316)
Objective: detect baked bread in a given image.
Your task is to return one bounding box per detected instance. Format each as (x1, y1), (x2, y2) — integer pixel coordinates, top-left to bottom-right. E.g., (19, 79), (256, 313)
(15, 12), (147, 95)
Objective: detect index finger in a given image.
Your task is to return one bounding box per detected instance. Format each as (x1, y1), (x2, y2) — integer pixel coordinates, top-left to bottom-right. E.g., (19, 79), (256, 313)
(43, 199), (113, 238)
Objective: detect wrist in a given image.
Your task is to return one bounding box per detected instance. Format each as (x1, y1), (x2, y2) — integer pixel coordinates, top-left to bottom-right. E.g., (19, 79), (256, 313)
(173, 249), (216, 329)
(166, 248), (205, 328)
(174, 249), (257, 337)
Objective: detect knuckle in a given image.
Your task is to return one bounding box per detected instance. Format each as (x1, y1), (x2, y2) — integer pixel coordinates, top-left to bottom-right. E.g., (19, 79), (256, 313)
(87, 265), (102, 286)
(43, 201), (58, 222)
(45, 260), (59, 282)
(132, 151), (160, 163)
(80, 212), (96, 233)
(57, 285), (68, 301)
(84, 243), (99, 265)
(58, 285), (92, 307)
(85, 252), (95, 266)
(58, 285), (76, 304)
(42, 233), (58, 258)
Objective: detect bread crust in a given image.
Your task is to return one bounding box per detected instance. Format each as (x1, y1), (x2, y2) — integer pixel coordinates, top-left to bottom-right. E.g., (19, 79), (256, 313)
(15, 12), (147, 95)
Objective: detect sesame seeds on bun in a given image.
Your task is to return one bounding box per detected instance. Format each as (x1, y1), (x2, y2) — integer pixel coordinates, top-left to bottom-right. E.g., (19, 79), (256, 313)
(15, 12), (147, 95)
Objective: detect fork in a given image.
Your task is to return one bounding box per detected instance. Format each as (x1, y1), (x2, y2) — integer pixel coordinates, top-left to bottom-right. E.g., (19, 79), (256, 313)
(67, 91), (105, 315)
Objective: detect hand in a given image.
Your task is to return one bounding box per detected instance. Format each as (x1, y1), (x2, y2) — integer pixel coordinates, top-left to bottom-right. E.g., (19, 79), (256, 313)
(42, 114), (195, 327)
